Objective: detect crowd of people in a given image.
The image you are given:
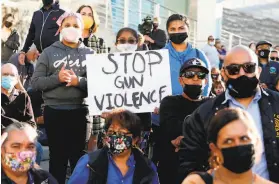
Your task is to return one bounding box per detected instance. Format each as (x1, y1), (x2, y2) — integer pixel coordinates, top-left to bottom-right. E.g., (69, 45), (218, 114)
(1, 0), (279, 184)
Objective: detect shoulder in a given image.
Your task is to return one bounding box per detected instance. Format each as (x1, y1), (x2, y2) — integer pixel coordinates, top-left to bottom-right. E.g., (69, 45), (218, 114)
(182, 174), (206, 184)
(161, 95), (180, 104)
(263, 88), (279, 101)
(31, 168), (59, 184)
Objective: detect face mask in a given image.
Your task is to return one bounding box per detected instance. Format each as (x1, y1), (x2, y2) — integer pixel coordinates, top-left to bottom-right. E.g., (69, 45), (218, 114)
(221, 144), (255, 174)
(168, 32), (188, 44)
(61, 27), (82, 43)
(226, 75), (259, 98)
(82, 16), (94, 30)
(4, 21), (12, 28)
(211, 74), (219, 80)
(42, 0), (53, 6)
(209, 41), (215, 46)
(153, 23), (159, 29)
(116, 44), (138, 52)
(258, 49), (270, 59)
(105, 133), (132, 155)
(2, 150), (36, 172)
(1, 76), (17, 92)
(183, 84), (203, 99)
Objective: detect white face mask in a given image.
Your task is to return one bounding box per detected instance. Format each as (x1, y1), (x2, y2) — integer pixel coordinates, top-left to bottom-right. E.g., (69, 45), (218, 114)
(61, 27), (82, 43)
(116, 44), (138, 52)
(209, 41), (215, 46)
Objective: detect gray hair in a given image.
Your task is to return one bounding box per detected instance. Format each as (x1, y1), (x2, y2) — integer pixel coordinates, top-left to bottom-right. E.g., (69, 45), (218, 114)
(2, 122), (38, 144)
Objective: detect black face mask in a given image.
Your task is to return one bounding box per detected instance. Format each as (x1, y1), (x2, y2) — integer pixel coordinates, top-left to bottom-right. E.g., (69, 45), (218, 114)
(4, 21), (12, 28)
(169, 32), (188, 44)
(226, 75), (259, 98)
(183, 84), (203, 99)
(153, 23), (158, 29)
(221, 144), (255, 174)
(42, 0), (53, 6)
(258, 49), (270, 59)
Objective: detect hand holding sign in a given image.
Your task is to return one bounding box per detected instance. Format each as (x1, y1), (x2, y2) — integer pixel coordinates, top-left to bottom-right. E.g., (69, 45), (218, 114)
(66, 69), (79, 87)
(58, 64), (71, 83)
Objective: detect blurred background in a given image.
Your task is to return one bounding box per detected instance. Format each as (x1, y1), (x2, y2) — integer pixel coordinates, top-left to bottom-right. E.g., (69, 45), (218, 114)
(1, 0), (279, 50)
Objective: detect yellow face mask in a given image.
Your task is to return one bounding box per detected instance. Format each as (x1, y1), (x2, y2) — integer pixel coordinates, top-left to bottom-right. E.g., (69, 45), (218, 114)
(82, 16), (94, 30)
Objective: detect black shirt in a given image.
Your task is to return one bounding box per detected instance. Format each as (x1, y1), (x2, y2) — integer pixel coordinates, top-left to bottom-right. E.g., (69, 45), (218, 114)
(149, 29), (167, 50)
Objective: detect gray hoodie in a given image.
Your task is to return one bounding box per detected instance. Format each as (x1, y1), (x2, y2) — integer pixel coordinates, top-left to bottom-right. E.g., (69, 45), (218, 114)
(31, 41), (94, 106)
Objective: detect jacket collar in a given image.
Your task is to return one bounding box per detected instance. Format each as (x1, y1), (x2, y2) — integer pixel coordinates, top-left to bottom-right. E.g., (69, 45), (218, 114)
(87, 147), (154, 183)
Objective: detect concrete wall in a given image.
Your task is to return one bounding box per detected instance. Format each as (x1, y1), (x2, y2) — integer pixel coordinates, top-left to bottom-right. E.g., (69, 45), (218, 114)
(222, 8), (279, 47)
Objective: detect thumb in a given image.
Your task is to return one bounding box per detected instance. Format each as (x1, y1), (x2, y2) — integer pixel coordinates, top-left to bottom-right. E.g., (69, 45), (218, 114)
(61, 64), (66, 71)
(70, 69), (75, 75)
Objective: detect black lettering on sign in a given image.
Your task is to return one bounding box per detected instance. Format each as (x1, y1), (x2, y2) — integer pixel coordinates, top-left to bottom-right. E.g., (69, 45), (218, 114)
(120, 53), (133, 74)
(102, 54), (118, 74)
(94, 95), (104, 111)
(145, 50), (163, 76)
(159, 85), (167, 102)
(124, 93), (133, 107)
(114, 94), (124, 107)
(132, 92), (140, 109)
(150, 90), (157, 103)
(139, 91), (151, 105)
(132, 53), (146, 73)
(114, 75), (144, 89)
(106, 93), (114, 110)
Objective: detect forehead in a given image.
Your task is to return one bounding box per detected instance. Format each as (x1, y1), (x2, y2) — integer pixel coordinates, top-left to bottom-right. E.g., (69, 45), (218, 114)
(5, 130), (36, 145)
(271, 51), (278, 56)
(6, 16), (13, 21)
(1, 65), (18, 75)
(168, 20), (187, 28)
(257, 44), (271, 49)
(224, 49), (254, 65)
(108, 121), (128, 131)
(118, 31), (136, 39)
(80, 7), (92, 14)
(62, 16), (82, 26)
(218, 120), (249, 139)
(208, 36), (214, 39)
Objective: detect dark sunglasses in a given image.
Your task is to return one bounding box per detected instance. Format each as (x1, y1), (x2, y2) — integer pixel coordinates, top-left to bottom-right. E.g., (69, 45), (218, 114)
(208, 38), (215, 41)
(117, 39), (137, 44)
(270, 57), (279, 61)
(224, 63), (256, 75)
(181, 71), (207, 79)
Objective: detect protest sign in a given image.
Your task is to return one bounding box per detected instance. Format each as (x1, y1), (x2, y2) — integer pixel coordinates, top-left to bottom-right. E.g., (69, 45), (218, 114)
(86, 49), (172, 115)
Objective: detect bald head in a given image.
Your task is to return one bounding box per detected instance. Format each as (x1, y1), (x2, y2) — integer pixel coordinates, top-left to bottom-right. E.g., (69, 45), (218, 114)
(224, 45), (258, 67)
(1, 63), (18, 77)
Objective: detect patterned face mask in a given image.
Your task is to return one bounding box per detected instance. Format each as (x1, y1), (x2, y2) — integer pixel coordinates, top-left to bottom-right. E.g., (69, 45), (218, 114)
(104, 133), (133, 155)
(2, 150), (36, 172)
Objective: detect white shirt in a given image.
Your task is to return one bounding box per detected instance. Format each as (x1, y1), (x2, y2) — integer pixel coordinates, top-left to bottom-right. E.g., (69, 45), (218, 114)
(201, 44), (220, 68)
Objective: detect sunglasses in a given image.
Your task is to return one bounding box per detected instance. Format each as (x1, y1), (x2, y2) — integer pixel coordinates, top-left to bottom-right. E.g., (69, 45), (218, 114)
(208, 38), (215, 41)
(270, 57), (279, 61)
(224, 63), (256, 75)
(211, 74), (219, 79)
(181, 71), (207, 79)
(117, 39), (137, 44)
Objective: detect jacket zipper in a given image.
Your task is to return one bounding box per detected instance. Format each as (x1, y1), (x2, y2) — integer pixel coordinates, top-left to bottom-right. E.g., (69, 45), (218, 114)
(39, 10), (58, 52)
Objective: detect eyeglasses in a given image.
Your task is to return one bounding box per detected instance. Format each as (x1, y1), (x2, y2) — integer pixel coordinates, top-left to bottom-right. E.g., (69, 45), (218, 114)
(107, 130), (132, 136)
(224, 63), (256, 75)
(181, 71), (207, 79)
(208, 38), (215, 41)
(270, 57), (279, 61)
(117, 39), (137, 44)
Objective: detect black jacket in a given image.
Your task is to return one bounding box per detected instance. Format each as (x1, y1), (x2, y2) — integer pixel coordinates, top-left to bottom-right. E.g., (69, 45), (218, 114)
(1, 168), (58, 184)
(259, 61), (279, 90)
(87, 147), (156, 184)
(178, 88), (279, 183)
(149, 29), (167, 50)
(22, 4), (64, 53)
(1, 30), (20, 62)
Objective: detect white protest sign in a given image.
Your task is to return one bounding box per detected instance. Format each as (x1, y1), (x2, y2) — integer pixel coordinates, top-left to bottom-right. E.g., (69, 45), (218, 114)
(86, 49), (172, 115)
